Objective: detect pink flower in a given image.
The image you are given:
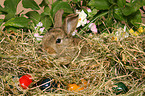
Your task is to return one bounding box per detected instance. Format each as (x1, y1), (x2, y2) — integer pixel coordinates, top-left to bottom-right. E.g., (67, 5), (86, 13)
(34, 33), (43, 38)
(34, 33), (43, 41)
(72, 30), (77, 36)
(87, 8), (92, 12)
(87, 20), (90, 23)
(89, 23), (97, 34)
(37, 22), (43, 27)
(40, 27), (45, 33)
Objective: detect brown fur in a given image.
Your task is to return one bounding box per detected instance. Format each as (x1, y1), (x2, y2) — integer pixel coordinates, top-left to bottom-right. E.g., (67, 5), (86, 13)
(42, 9), (85, 64)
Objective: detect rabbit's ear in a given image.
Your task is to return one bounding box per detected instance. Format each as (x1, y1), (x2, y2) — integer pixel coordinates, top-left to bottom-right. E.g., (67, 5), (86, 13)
(63, 14), (78, 35)
(54, 9), (64, 28)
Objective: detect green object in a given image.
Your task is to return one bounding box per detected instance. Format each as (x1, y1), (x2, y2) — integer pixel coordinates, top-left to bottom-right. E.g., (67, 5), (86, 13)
(25, 11), (41, 24)
(4, 0), (21, 13)
(39, 0), (50, 7)
(117, 0), (126, 8)
(41, 15), (52, 30)
(51, 1), (73, 16)
(0, 19), (3, 26)
(112, 82), (129, 95)
(114, 7), (125, 21)
(122, 1), (142, 16)
(129, 10), (142, 28)
(4, 17), (31, 28)
(88, 0), (110, 10)
(22, 0), (40, 10)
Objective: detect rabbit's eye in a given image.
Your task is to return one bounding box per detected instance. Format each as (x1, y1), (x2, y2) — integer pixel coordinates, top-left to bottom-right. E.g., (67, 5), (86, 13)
(56, 38), (61, 43)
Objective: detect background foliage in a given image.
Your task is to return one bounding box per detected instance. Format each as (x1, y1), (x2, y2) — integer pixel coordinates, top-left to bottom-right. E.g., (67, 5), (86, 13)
(0, 0), (145, 32)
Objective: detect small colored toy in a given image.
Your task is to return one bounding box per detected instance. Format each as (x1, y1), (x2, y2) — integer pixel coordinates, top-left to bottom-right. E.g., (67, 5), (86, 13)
(19, 74), (32, 89)
(67, 79), (87, 92)
(112, 82), (129, 95)
(67, 84), (84, 92)
(34, 78), (58, 92)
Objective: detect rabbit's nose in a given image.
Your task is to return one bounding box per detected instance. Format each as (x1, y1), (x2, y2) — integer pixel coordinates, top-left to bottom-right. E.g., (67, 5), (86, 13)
(46, 46), (56, 54)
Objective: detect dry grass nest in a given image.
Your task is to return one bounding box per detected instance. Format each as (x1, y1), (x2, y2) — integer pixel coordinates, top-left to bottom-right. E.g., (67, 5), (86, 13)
(0, 30), (145, 95)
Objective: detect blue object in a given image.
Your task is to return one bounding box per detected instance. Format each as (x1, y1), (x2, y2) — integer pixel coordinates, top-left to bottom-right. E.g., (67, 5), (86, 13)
(39, 78), (57, 92)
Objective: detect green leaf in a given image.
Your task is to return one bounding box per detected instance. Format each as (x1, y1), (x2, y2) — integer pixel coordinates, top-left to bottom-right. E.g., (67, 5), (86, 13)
(117, 0), (126, 8)
(22, 0), (40, 10)
(114, 7), (125, 21)
(4, 13), (15, 21)
(4, 27), (19, 32)
(25, 11), (41, 24)
(88, 0), (110, 10)
(4, 0), (21, 13)
(2, 0), (20, 22)
(122, 1), (143, 16)
(0, 7), (8, 14)
(4, 17), (31, 28)
(108, 0), (117, 4)
(42, 6), (51, 16)
(41, 15), (52, 29)
(39, 0), (49, 7)
(0, 5), (4, 12)
(129, 10), (142, 27)
(88, 9), (98, 18)
(105, 10), (114, 28)
(0, 19), (4, 26)
(52, 1), (73, 17)
(72, 0), (80, 3)
(132, 0), (143, 6)
(0, 4), (10, 15)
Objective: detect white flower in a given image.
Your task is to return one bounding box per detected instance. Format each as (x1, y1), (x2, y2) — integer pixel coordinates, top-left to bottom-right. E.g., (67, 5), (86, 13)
(124, 25), (127, 32)
(114, 25), (129, 41)
(37, 22), (43, 27)
(76, 10), (87, 28)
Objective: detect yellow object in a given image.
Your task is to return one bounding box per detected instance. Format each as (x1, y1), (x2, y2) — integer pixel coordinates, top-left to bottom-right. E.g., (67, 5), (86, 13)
(112, 36), (118, 41)
(129, 28), (140, 36)
(137, 27), (143, 33)
(129, 27), (144, 36)
(114, 37), (118, 41)
(133, 31), (139, 36)
(67, 84), (84, 92)
(129, 29), (134, 34)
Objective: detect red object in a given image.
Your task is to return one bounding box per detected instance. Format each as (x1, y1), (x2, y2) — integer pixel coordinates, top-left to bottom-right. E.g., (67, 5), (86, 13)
(19, 74), (32, 89)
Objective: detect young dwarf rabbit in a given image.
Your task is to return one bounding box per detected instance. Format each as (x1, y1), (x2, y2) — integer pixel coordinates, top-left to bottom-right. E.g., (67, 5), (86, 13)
(42, 9), (87, 65)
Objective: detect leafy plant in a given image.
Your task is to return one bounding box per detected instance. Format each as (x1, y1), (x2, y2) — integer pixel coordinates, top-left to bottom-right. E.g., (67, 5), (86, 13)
(88, 0), (144, 30)
(0, 0), (73, 31)
(0, 0), (144, 34)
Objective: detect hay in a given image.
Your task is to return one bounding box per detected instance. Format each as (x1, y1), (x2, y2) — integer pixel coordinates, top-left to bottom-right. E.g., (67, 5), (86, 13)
(0, 29), (145, 95)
